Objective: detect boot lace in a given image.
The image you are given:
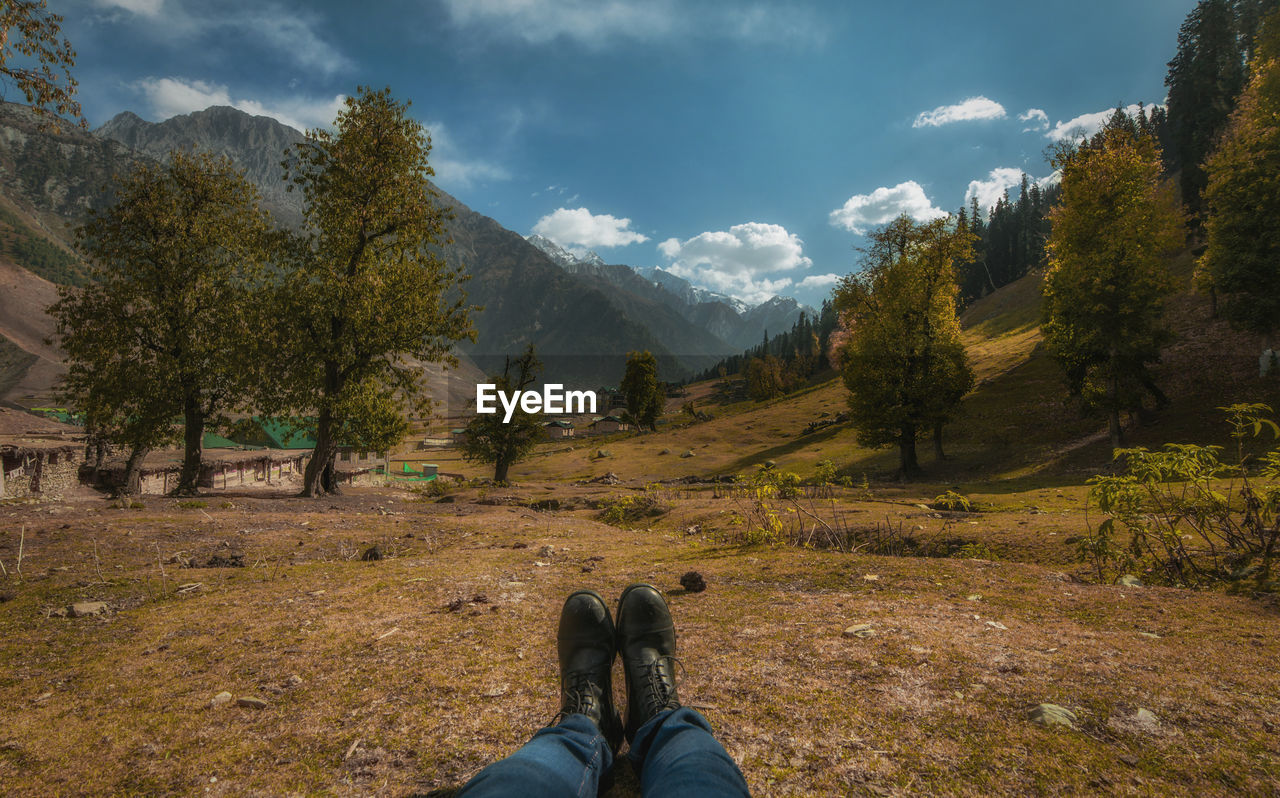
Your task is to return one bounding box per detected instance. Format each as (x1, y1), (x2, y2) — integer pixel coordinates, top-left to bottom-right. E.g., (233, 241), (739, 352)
(551, 671), (600, 724)
(638, 655), (683, 718)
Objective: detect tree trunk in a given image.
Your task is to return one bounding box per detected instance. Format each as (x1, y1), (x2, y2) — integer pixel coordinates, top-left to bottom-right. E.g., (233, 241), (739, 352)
(933, 422), (947, 461)
(121, 445), (150, 496)
(302, 406), (338, 497)
(174, 393), (204, 496)
(494, 458), (510, 484)
(303, 360), (344, 497)
(1140, 371), (1169, 410)
(898, 424), (920, 479)
(1107, 350), (1124, 451)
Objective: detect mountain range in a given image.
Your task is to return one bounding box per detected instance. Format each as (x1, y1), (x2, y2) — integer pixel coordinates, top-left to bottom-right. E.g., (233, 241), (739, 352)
(0, 101), (814, 403)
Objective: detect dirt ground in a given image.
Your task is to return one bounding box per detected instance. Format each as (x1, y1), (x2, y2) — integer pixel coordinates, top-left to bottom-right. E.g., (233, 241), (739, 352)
(1, 481), (1278, 797)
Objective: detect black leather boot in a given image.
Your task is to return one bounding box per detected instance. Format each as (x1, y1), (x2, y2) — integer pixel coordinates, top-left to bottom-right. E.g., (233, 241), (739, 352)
(555, 589), (623, 752)
(615, 583), (681, 743)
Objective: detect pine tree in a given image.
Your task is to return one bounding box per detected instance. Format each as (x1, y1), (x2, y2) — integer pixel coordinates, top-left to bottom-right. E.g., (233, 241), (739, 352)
(461, 345), (544, 483)
(1042, 118), (1185, 450)
(1200, 8), (1280, 355)
(1166, 0), (1249, 211)
(620, 350), (664, 431)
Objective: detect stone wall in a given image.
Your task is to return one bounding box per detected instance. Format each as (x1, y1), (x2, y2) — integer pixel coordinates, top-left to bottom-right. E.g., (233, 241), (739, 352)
(0, 446), (84, 499)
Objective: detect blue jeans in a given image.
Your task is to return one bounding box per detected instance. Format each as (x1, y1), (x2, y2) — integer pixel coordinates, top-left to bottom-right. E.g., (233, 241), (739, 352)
(457, 707), (750, 797)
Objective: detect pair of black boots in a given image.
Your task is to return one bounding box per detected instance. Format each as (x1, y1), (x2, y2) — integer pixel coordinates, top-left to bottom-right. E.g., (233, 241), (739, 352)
(555, 583), (680, 752)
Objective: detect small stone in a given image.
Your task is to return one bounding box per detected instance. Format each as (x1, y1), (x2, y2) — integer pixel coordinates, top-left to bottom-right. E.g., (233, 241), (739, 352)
(1138, 632), (1161, 639)
(862, 574), (880, 582)
(659, 448), (671, 455)
(1132, 708), (1161, 731)
(1028, 703), (1077, 730)
(537, 545), (555, 558)
(967, 594), (983, 601)
(69, 601), (108, 618)
(285, 674), (303, 688)
(47, 607), (69, 618)
(210, 691), (234, 707)
(985, 620), (1008, 630)
(842, 624), (876, 639)
(679, 450), (695, 458)
(33, 692), (52, 703)
(1117, 574), (1143, 587)
(236, 696), (268, 709)
(680, 571), (707, 592)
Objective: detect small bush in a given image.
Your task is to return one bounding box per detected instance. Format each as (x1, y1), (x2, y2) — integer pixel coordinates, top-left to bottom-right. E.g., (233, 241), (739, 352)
(176, 500), (208, 509)
(932, 490), (973, 512)
(599, 494), (669, 526)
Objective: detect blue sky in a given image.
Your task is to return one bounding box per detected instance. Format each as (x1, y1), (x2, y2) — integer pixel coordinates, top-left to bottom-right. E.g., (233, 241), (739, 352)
(59, 0), (1194, 308)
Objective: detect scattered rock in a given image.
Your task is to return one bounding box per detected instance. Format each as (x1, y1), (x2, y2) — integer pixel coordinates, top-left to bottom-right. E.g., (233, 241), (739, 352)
(210, 691), (234, 707)
(236, 696), (268, 710)
(862, 574), (880, 582)
(595, 449), (612, 459)
(197, 553), (245, 568)
(679, 450), (695, 458)
(528, 498), (560, 511)
(584, 472), (621, 485)
(1117, 574), (1143, 587)
(680, 571), (707, 592)
(537, 545), (556, 558)
(1109, 707), (1168, 737)
(842, 624), (876, 639)
(284, 674), (303, 689)
(360, 545), (383, 561)
(967, 594), (983, 601)
(985, 620), (1008, 630)
(1138, 631), (1162, 639)
(1028, 703), (1077, 730)
(68, 601), (108, 618)
(659, 449), (672, 455)
(47, 607), (69, 618)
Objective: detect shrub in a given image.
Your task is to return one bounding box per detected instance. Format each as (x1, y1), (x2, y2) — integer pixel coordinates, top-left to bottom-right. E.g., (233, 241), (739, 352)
(1081, 403), (1280, 588)
(932, 490), (973, 512)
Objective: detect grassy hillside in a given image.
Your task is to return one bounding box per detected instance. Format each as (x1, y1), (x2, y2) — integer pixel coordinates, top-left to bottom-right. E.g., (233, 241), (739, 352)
(430, 265), (1278, 493)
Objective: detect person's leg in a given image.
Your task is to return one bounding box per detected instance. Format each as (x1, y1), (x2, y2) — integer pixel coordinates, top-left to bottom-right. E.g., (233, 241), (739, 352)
(456, 713), (611, 798)
(628, 707), (750, 798)
(457, 589), (623, 798)
(615, 583), (750, 797)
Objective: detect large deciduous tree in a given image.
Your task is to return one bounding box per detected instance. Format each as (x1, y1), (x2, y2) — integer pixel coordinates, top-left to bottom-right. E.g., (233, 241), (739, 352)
(1042, 116), (1184, 451)
(0, 0), (82, 128)
(620, 350), (664, 431)
(51, 151), (270, 495)
(460, 345), (543, 483)
(1200, 9), (1280, 360)
(274, 87), (472, 497)
(834, 215), (975, 478)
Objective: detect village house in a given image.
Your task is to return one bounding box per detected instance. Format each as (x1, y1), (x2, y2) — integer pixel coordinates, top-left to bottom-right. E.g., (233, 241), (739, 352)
(543, 419), (575, 439)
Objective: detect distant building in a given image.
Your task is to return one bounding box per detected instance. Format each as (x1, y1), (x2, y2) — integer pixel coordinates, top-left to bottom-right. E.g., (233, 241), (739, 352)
(544, 419), (575, 439)
(589, 414), (629, 434)
(0, 440), (84, 499)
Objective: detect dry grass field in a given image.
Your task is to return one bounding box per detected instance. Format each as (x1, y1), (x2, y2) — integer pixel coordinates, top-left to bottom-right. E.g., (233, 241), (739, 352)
(1, 482), (1278, 796)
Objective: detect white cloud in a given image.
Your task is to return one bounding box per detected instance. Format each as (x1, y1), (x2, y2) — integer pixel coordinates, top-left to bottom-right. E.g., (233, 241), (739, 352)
(532, 207), (648, 249)
(438, 0), (822, 47)
(1018, 108), (1049, 132)
(829, 181), (948, 235)
(659, 222), (811, 305)
(1045, 103), (1147, 142)
(913, 96), (1006, 128)
(91, 0), (164, 16)
(797, 273), (841, 290)
(964, 167), (1025, 214)
(136, 77), (345, 132)
(96, 1), (351, 75)
(423, 121), (510, 190)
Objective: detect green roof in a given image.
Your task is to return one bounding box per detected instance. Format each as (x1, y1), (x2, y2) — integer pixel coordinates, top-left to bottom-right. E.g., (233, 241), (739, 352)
(228, 417), (318, 449)
(202, 432), (245, 449)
